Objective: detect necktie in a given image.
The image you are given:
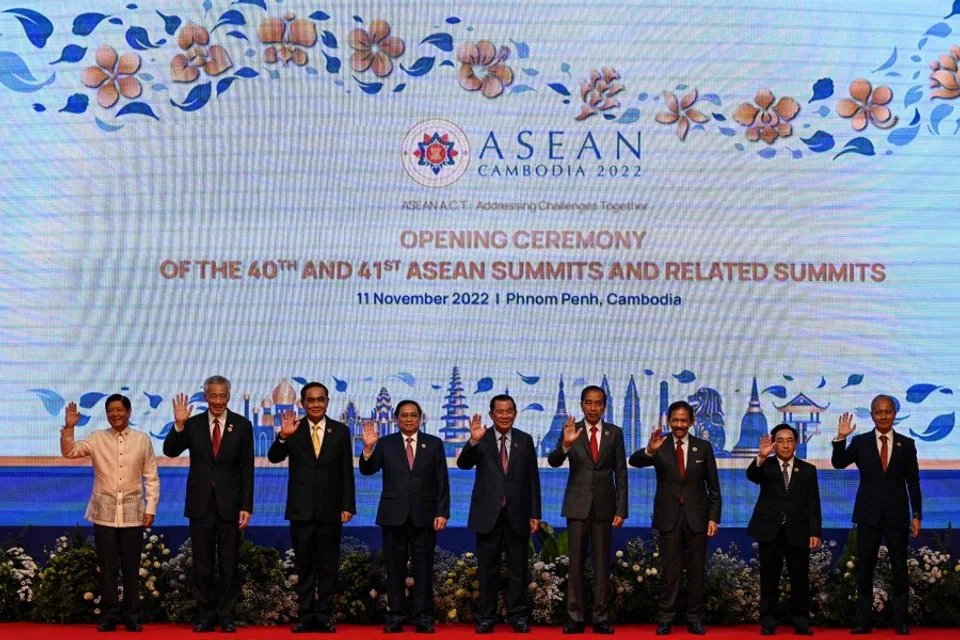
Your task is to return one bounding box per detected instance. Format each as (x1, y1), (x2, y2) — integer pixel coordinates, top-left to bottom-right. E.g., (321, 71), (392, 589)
(589, 426), (599, 462)
(781, 461), (790, 525)
(312, 424), (322, 457)
(880, 434), (889, 472)
(406, 437), (415, 470)
(676, 439), (685, 477)
(500, 435), (509, 473)
(212, 419), (221, 458)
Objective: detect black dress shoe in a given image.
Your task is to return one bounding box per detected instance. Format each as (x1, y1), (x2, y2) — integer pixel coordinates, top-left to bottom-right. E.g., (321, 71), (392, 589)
(512, 620), (530, 633)
(384, 622), (404, 633)
(850, 627), (871, 635)
(124, 622), (142, 632)
(687, 621), (706, 635)
(292, 622), (313, 633)
(220, 622), (236, 633)
(193, 624), (215, 633)
(655, 623), (671, 636)
(794, 628), (814, 636)
(563, 621), (585, 634)
(894, 626), (910, 636)
(476, 622), (495, 634)
(761, 628), (775, 636)
(592, 622), (614, 634)
(415, 622), (435, 634)
(315, 621), (336, 633)
(97, 622), (117, 632)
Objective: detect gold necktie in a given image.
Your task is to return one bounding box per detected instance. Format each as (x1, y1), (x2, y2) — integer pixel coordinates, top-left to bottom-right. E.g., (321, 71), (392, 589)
(312, 424), (321, 457)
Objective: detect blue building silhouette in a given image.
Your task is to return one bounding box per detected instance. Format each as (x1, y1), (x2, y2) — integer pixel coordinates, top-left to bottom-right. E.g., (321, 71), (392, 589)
(622, 375), (642, 453)
(539, 375), (569, 456)
(440, 366), (471, 457)
(733, 377), (768, 457)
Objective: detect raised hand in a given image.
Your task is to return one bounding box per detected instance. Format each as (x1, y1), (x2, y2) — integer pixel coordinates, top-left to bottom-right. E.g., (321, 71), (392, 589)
(64, 402), (80, 429)
(647, 425), (669, 453)
(562, 415), (582, 447)
(279, 409), (299, 439)
(173, 393), (193, 426)
(837, 412), (857, 439)
(758, 434), (774, 459)
(469, 413), (486, 443)
(361, 420), (379, 450)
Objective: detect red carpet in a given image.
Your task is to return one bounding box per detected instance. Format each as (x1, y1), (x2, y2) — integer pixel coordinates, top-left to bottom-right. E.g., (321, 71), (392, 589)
(0, 624), (955, 639)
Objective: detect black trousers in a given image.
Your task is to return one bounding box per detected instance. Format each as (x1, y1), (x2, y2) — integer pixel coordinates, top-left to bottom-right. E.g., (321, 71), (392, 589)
(476, 508), (530, 625)
(658, 505), (707, 625)
(857, 521), (909, 629)
(189, 494), (241, 625)
(290, 519), (343, 625)
(566, 506), (613, 623)
(383, 518), (437, 624)
(93, 524), (143, 624)
(758, 528), (811, 630)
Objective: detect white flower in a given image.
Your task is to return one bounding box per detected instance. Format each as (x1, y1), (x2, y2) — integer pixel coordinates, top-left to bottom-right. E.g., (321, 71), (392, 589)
(632, 564), (640, 572)
(650, 568), (658, 575)
(528, 582), (538, 591)
(150, 535), (158, 543)
(465, 552), (474, 558)
(652, 552), (659, 558)
(645, 568), (652, 576)
(534, 561), (545, 571)
(94, 608), (100, 615)
(405, 577), (415, 587)
(615, 550), (623, 558)
(145, 543), (153, 551)
(369, 589), (377, 598)
(163, 548), (170, 555)
(829, 540), (837, 547)
(616, 586), (624, 594)
(846, 561), (855, 569)
(636, 576), (643, 583)
(83, 592), (94, 601)
(541, 572), (550, 581)
(138, 567), (148, 577)
(153, 561), (160, 569)
(151, 590), (159, 598)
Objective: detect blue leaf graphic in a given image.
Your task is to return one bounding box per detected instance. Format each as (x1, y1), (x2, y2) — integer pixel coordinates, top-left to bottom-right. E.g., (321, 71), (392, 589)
(929, 103), (954, 134)
(32, 102), (44, 111)
(125, 26), (164, 50)
(321, 52), (340, 73)
(439, 60), (454, 67)
(393, 83), (405, 92)
(712, 112), (726, 121)
(431, 384), (442, 390)
(216, 76), (236, 95)
(783, 374), (794, 381)
(291, 377), (307, 385)
(232, 0), (266, 9)
(919, 37), (928, 50)
(151, 421), (175, 439)
(321, 30), (337, 48)
(510, 39), (530, 58)
(3, 9), (53, 48)
(854, 407), (872, 419)
(474, 377), (494, 394)
(817, 376), (826, 389)
(841, 374), (865, 389)
(762, 385), (788, 399)
(79, 391), (108, 409)
(304, 65), (318, 75)
(789, 148), (803, 159)
(188, 392), (206, 404)
(73, 13), (110, 36)
(213, 10), (245, 32)
(76, 414), (91, 427)
(390, 372), (417, 387)
(59, 93), (88, 113)
(234, 66), (258, 78)
(155, 11), (181, 36)
(818, 105), (830, 116)
(942, 388), (954, 395)
(809, 77), (834, 102)
(888, 123), (919, 146)
(420, 33), (453, 52)
(0, 51), (56, 92)
(910, 109), (921, 126)
(906, 383), (942, 403)
(522, 403), (544, 412)
(517, 372), (540, 385)
(140, 73), (153, 81)
(603, 113), (616, 120)
(226, 30), (248, 41)
(757, 148), (777, 159)
(672, 370), (696, 384)
(904, 85), (923, 108)
(116, 101), (159, 119)
(170, 81), (211, 111)
(309, 11), (330, 21)
(560, 62), (571, 75)
(547, 82), (570, 96)
(401, 56), (435, 77)
(718, 127), (737, 136)
(800, 130), (835, 153)
(700, 93), (722, 105)
(109, 17), (123, 26)
(910, 412), (955, 441)
(925, 22), (952, 37)
(644, 369), (655, 376)
(142, 391), (163, 409)
(872, 48), (897, 73)
(572, 377), (586, 386)
(618, 107), (641, 124)
(332, 376), (348, 392)
(735, 143), (744, 151)
(833, 137), (875, 159)
(522, 67), (538, 76)
(947, 1), (960, 19)
(353, 15), (363, 23)
(509, 84), (534, 94)
(446, 17), (461, 24)
(95, 117), (124, 132)
(29, 388), (65, 416)
(353, 76), (382, 94)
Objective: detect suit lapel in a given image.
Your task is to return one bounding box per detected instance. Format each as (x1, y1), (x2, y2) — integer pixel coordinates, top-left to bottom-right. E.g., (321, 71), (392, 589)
(576, 421), (595, 467)
(201, 411), (214, 459)
(866, 431), (884, 474)
(485, 428), (505, 475)
(596, 423), (613, 465)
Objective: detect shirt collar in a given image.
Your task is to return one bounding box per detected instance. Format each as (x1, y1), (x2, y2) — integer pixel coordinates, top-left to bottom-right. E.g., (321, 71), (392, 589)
(777, 455), (795, 467)
(875, 428), (896, 440)
(674, 434), (689, 446)
(209, 411), (227, 426)
(310, 416), (327, 430)
(586, 421), (602, 431)
(107, 426), (130, 439)
(402, 430), (419, 443)
(494, 427), (512, 440)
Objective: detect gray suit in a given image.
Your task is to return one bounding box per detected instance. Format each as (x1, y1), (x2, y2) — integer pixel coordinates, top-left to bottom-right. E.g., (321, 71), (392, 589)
(548, 421), (627, 623)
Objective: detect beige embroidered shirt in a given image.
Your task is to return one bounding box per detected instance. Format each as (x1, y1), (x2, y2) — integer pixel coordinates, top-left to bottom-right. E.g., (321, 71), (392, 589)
(61, 426), (160, 527)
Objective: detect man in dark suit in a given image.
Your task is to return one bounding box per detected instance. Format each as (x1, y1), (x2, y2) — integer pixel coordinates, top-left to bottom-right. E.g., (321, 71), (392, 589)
(359, 399), (450, 634)
(548, 385), (627, 635)
(629, 400), (721, 636)
(832, 394), (922, 636)
(268, 381), (356, 633)
(746, 423), (822, 636)
(457, 394), (541, 634)
(164, 375), (254, 633)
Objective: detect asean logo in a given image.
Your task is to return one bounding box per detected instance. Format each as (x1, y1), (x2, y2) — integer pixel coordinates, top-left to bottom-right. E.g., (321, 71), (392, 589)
(401, 119), (471, 187)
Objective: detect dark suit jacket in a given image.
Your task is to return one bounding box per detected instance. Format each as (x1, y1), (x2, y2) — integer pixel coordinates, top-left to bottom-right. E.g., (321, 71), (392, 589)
(267, 417), (357, 522)
(628, 434), (721, 533)
(358, 431), (450, 528)
(547, 420), (628, 521)
(746, 456), (822, 546)
(163, 410), (254, 520)
(831, 430), (922, 528)
(457, 427), (541, 535)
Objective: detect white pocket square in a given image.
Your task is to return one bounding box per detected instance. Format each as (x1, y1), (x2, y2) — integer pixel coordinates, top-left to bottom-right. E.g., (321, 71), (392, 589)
(695, 459), (704, 464)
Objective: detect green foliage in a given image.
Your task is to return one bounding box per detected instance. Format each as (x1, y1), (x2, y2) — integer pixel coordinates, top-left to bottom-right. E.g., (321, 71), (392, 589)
(30, 528), (100, 623)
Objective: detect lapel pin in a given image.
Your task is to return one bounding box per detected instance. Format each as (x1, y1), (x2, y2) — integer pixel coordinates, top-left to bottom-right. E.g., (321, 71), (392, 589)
(327, 428), (332, 434)
(692, 446), (698, 452)
(897, 442), (902, 447)
(794, 467), (800, 473)
(421, 443), (426, 449)
(227, 424), (233, 433)
(513, 442), (519, 448)
(604, 430), (610, 436)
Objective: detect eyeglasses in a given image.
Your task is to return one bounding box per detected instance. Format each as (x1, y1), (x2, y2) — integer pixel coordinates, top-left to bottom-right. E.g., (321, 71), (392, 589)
(492, 409), (516, 417)
(304, 397), (328, 405)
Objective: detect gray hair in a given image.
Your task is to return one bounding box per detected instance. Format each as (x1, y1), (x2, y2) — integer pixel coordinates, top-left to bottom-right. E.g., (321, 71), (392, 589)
(203, 375), (232, 393)
(871, 394), (896, 411)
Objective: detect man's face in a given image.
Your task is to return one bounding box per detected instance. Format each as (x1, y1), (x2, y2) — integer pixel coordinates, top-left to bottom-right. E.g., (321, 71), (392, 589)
(204, 383), (230, 418)
(105, 400), (131, 432)
(396, 404), (421, 436)
(302, 386), (328, 422)
(773, 429), (798, 461)
(489, 399), (517, 432)
(669, 407), (692, 440)
(581, 390), (606, 426)
(871, 397), (896, 434)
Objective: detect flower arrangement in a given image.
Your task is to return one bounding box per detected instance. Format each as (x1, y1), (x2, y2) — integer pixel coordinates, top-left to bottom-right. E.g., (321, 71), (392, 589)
(433, 548), (480, 623)
(610, 537), (662, 622)
(704, 543), (760, 624)
(331, 537), (383, 624)
(158, 537), (196, 624)
(30, 529), (100, 623)
(237, 538), (298, 625)
(0, 541), (40, 620)
(137, 528), (171, 622)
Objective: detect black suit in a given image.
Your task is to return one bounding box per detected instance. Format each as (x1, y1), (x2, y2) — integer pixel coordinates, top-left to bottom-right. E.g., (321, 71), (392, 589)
(629, 434), (721, 625)
(832, 430), (922, 629)
(457, 428), (541, 625)
(268, 417), (356, 626)
(163, 410), (254, 625)
(359, 431), (450, 625)
(547, 421), (627, 624)
(746, 456), (822, 631)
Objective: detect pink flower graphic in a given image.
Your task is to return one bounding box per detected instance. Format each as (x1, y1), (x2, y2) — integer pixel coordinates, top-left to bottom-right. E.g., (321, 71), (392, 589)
(836, 79), (897, 130)
(171, 23), (232, 83)
(258, 13), (317, 66)
(929, 46), (960, 100)
(80, 46), (142, 109)
(655, 89), (709, 140)
(457, 41), (513, 99)
(576, 67), (623, 121)
(733, 89), (799, 144)
(348, 20), (405, 78)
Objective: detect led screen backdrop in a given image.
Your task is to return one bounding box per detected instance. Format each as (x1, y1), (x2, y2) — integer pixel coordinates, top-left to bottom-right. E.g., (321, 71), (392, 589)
(1, 0), (957, 528)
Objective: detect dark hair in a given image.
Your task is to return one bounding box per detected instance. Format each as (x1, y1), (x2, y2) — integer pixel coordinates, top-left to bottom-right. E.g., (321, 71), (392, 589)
(489, 394), (517, 412)
(395, 399), (422, 418)
(105, 393), (131, 411)
(771, 423), (799, 440)
(300, 382), (329, 402)
(871, 394), (897, 412)
(667, 400), (693, 420)
(580, 385), (607, 404)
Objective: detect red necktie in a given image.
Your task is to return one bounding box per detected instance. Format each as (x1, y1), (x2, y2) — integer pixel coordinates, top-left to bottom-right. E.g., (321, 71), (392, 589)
(406, 437), (415, 470)
(676, 439), (685, 477)
(212, 419), (222, 458)
(880, 435), (889, 472)
(589, 426), (599, 462)
(499, 435), (509, 473)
